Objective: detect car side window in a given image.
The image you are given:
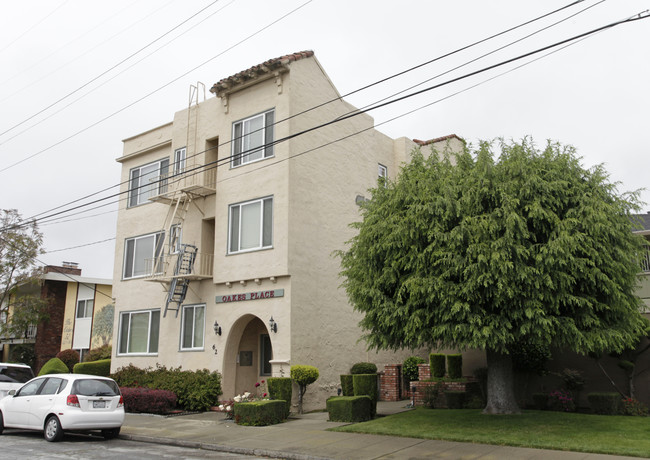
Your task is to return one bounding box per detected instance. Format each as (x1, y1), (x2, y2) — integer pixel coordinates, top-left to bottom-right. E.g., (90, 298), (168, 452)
(40, 377), (63, 395)
(16, 379), (44, 397)
(57, 379), (69, 394)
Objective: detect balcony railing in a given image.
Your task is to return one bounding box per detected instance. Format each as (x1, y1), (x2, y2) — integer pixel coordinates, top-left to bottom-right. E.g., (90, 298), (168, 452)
(149, 163), (216, 200)
(144, 250), (213, 282)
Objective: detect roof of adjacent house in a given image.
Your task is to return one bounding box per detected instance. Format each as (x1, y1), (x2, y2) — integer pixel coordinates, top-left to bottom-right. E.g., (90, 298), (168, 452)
(210, 50), (315, 95)
(632, 213), (650, 232)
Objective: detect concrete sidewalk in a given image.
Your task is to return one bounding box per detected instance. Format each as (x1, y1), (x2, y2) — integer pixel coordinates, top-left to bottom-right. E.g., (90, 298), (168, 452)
(119, 401), (643, 460)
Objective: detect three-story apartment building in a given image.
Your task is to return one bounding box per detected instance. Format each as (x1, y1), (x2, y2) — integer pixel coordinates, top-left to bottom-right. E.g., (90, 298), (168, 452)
(112, 51), (463, 408)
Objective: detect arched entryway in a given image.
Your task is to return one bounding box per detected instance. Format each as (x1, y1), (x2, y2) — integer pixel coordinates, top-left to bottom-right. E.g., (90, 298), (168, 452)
(222, 315), (273, 398)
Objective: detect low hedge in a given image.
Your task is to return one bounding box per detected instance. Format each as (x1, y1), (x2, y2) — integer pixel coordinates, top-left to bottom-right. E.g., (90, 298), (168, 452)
(267, 377), (292, 418)
(234, 400), (285, 426)
(588, 392), (622, 415)
(446, 354), (463, 379)
(340, 374), (354, 396)
(353, 374), (377, 417)
(327, 396), (372, 422)
(430, 353), (446, 378)
(38, 358), (69, 376)
(74, 359), (111, 376)
(121, 387), (177, 414)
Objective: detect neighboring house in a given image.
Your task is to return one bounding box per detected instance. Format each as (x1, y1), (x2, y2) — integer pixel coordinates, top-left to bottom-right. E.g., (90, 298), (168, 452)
(0, 263), (113, 370)
(111, 50), (464, 409)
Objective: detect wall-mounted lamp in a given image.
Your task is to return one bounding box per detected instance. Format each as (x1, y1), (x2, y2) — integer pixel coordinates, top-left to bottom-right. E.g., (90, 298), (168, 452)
(213, 320), (222, 336)
(269, 316), (278, 333)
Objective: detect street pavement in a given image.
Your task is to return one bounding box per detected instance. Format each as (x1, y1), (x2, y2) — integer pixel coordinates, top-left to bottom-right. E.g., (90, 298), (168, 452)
(119, 401), (644, 460)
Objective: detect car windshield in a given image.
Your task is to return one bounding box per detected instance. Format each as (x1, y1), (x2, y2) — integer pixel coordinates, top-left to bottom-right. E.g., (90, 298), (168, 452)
(71, 379), (120, 397)
(0, 365), (34, 383)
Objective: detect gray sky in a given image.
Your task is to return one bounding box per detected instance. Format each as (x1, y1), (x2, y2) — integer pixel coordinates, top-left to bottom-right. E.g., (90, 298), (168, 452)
(1, 0), (648, 279)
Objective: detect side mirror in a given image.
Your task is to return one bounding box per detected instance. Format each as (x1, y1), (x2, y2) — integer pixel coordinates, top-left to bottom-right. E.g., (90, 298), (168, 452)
(8, 389), (16, 396)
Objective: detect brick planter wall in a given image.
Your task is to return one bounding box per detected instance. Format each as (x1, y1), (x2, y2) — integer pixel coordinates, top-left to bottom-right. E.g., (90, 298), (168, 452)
(379, 365), (401, 401)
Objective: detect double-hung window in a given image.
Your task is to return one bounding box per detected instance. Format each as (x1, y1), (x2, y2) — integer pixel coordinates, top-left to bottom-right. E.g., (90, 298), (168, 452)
(174, 147), (186, 175)
(169, 224), (182, 254)
(231, 109), (274, 167)
(128, 159), (169, 207)
(180, 304), (205, 350)
(76, 299), (94, 318)
(123, 231), (165, 279)
(228, 197), (273, 254)
(118, 309), (160, 355)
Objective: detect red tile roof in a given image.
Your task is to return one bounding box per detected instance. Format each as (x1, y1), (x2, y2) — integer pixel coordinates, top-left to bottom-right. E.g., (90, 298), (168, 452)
(413, 134), (464, 146)
(210, 50), (315, 95)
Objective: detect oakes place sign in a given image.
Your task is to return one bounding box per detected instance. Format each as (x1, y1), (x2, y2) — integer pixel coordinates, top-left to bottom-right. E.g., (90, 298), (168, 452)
(216, 289), (284, 304)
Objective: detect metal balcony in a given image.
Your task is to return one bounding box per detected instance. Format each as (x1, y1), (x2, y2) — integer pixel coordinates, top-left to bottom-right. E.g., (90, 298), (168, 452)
(149, 163), (216, 203)
(144, 249), (214, 282)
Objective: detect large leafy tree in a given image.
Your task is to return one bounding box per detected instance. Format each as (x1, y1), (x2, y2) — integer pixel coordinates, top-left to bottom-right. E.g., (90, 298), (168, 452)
(339, 139), (648, 414)
(0, 209), (48, 338)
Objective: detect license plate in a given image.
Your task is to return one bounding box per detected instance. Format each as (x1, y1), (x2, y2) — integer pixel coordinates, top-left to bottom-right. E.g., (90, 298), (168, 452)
(93, 400), (106, 409)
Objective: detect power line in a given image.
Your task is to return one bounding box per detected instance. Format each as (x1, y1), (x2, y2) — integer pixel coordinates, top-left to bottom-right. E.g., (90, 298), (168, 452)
(4, 8), (648, 233)
(0, 0), (315, 174)
(0, 0), (223, 139)
(44, 237), (115, 254)
(1, 0), (591, 222)
(0, 1), (69, 55)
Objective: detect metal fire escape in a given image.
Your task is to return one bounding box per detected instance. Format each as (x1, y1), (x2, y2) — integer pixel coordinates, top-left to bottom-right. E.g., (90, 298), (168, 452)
(164, 243), (198, 317)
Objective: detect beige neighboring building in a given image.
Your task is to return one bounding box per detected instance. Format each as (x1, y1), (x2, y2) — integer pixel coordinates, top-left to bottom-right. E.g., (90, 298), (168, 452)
(111, 50), (464, 409)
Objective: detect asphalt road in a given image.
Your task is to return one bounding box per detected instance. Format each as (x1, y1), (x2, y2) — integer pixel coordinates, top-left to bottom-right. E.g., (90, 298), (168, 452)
(0, 429), (262, 459)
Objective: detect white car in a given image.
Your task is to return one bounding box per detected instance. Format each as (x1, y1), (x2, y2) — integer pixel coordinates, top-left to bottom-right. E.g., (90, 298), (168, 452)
(0, 363), (35, 399)
(0, 373), (124, 442)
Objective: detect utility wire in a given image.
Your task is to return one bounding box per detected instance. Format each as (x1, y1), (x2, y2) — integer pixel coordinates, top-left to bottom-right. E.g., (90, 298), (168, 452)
(0, 0), (314, 174)
(1, 0), (590, 220)
(0, 1), (69, 55)
(6, 10), (647, 234)
(0, 0), (223, 139)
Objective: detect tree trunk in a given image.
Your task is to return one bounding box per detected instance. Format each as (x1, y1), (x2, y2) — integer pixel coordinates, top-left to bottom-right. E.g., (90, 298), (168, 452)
(483, 349), (521, 414)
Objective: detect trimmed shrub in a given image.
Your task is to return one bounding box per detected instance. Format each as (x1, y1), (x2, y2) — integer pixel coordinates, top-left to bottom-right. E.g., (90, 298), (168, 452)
(445, 391), (465, 409)
(110, 364), (222, 412)
(267, 377), (292, 418)
(548, 389), (575, 412)
(352, 374), (378, 417)
(403, 356), (425, 382)
(234, 400), (285, 426)
(340, 374), (354, 396)
(532, 392), (548, 410)
(121, 387), (177, 414)
(56, 349), (80, 372)
(74, 359), (111, 376)
(588, 392), (622, 415)
(423, 381), (444, 408)
(350, 362), (377, 375)
(429, 353), (445, 378)
(291, 365), (319, 414)
(38, 357), (69, 376)
(85, 344), (112, 362)
(446, 354), (463, 379)
(327, 396), (372, 422)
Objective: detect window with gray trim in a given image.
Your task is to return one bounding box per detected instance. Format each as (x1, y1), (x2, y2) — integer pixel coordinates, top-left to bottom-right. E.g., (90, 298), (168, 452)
(128, 158), (169, 207)
(231, 110), (274, 167)
(228, 197), (273, 254)
(118, 309), (160, 355)
(180, 304), (205, 350)
(123, 231), (165, 279)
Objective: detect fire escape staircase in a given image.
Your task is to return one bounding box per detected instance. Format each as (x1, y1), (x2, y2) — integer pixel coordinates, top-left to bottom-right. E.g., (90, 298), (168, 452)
(164, 243), (198, 318)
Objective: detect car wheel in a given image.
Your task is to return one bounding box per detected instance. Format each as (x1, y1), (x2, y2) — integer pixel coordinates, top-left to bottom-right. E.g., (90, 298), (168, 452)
(0, 411), (4, 435)
(44, 415), (63, 442)
(101, 427), (120, 440)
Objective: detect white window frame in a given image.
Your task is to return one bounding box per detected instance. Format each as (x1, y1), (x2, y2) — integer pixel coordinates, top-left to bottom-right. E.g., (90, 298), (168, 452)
(76, 299), (94, 319)
(180, 304), (205, 351)
(174, 147), (186, 175)
(169, 224), (182, 254)
(128, 158), (170, 207)
(123, 231), (165, 279)
(378, 163), (388, 181)
(117, 309), (160, 356)
(228, 197), (273, 254)
(231, 109), (274, 168)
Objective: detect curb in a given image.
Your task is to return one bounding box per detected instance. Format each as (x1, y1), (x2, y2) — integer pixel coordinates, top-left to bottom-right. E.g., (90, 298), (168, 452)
(119, 433), (333, 460)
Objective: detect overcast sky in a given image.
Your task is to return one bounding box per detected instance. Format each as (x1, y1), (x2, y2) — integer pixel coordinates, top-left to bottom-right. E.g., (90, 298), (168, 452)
(1, 0), (648, 279)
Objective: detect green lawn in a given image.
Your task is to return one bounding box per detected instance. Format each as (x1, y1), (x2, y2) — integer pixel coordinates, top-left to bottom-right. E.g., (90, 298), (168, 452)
(330, 408), (650, 458)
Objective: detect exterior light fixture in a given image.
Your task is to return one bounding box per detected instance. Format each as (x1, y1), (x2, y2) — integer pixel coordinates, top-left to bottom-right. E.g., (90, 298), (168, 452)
(213, 320), (222, 336)
(269, 316), (278, 333)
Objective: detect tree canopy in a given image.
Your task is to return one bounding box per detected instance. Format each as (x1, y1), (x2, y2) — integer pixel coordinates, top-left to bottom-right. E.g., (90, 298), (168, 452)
(339, 139), (648, 412)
